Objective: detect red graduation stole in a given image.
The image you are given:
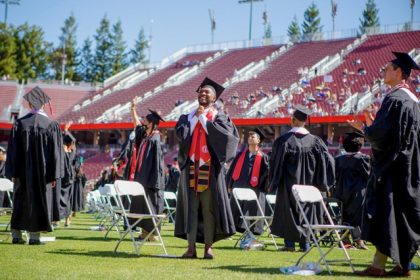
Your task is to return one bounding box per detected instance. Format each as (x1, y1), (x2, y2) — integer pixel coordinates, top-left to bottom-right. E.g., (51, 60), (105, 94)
(188, 109), (214, 167)
(136, 130), (160, 174)
(129, 145), (137, 181)
(231, 149), (263, 187)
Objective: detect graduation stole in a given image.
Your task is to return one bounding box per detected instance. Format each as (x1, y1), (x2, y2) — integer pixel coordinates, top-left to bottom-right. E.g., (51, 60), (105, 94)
(129, 145), (137, 181)
(136, 130), (160, 174)
(188, 108), (215, 192)
(188, 109), (215, 167)
(231, 149), (263, 188)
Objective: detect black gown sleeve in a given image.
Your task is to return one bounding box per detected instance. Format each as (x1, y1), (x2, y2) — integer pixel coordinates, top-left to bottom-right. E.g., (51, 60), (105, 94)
(206, 112), (240, 167)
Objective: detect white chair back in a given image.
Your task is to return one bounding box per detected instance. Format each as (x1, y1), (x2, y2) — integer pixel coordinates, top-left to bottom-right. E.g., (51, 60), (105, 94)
(114, 180), (146, 197)
(99, 184), (117, 196)
(0, 178), (13, 192)
(265, 194), (276, 205)
(163, 191), (177, 201)
(292, 184), (323, 203)
(232, 188), (258, 201)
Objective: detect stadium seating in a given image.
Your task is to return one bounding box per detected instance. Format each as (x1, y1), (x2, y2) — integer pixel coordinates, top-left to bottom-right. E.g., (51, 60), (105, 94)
(58, 52), (217, 123)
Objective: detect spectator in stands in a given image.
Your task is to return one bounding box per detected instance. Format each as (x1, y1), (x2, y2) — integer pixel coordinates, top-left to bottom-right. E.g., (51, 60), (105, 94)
(334, 131), (370, 250)
(226, 129), (269, 235)
(269, 105), (334, 252)
(175, 77), (239, 259)
(349, 52), (420, 277)
(354, 58), (362, 65)
(358, 67), (367, 75)
(5, 87), (63, 245)
(258, 87), (267, 98)
(130, 98), (166, 241)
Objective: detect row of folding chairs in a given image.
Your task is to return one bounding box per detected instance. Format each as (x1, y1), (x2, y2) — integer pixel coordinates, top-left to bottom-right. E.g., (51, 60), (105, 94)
(87, 180), (169, 256)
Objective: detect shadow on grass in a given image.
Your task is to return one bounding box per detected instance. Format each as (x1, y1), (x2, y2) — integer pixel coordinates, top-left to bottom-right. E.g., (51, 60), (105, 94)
(56, 236), (120, 242)
(206, 264), (358, 277)
(47, 248), (181, 259)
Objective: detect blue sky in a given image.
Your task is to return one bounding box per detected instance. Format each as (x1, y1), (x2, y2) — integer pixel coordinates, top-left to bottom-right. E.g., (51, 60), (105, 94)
(4, 0), (420, 62)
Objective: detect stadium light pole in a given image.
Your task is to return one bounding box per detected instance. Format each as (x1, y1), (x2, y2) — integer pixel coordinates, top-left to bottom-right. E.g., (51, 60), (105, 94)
(0, 0), (20, 24)
(239, 0), (263, 41)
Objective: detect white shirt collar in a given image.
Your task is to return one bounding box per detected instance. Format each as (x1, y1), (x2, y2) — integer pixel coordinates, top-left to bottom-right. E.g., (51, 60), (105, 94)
(289, 127), (310, 135)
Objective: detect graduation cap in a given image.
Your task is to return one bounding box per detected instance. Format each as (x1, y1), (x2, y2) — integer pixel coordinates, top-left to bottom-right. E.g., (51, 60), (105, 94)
(391, 51), (420, 77)
(196, 77), (225, 99)
(293, 105), (312, 122)
(248, 128), (266, 144)
(345, 130), (365, 139)
(63, 132), (76, 145)
(23, 86), (53, 113)
(146, 109), (165, 126)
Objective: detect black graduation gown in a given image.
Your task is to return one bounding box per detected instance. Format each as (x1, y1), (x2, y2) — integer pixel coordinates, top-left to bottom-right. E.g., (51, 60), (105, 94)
(165, 166), (180, 193)
(226, 150), (269, 235)
(362, 88), (420, 270)
(5, 112), (63, 232)
(0, 161), (11, 208)
(72, 156), (86, 212)
(116, 132), (136, 180)
(129, 126), (165, 233)
(269, 131), (335, 242)
(175, 110), (239, 244)
(59, 149), (76, 219)
(334, 153), (370, 238)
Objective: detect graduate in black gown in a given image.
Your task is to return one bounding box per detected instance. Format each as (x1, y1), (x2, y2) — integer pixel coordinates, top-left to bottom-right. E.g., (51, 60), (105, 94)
(116, 130), (137, 181)
(59, 129), (76, 227)
(129, 97), (165, 241)
(350, 52), (420, 277)
(72, 155), (87, 214)
(5, 86), (63, 245)
(269, 105), (335, 252)
(226, 129), (269, 235)
(0, 145), (11, 208)
(175, 77), (239, 259)
(165, 157), (180, 193)
(334, 131), (370, 250)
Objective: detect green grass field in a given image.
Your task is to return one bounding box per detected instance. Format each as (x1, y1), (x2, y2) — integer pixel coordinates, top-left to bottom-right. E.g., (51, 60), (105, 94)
(0, 213), (419, 280)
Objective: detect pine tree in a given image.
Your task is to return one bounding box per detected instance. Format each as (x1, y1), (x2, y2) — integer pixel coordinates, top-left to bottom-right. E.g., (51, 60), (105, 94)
(359, 0), (380, 34)
(111, 20), (128, 75)
(302, 2), (322, 38)
(93, 15), (113, 82)
(54, 13), (78, 81)
(77, 37), (94, 82)
(264, 22), (272, 39)
(0, 23), (16, 78)
(14, 23), (48, 84)
(287, 16), (301, 42)
(331, 0), (338, 33)
(130, 27), (149, 65)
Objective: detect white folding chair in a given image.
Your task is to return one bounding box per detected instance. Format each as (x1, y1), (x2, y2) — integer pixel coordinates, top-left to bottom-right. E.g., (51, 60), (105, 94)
(113, 180), (167, 256)
(163, 191), (177, 223)
(232, 188), (278, 249)
(265, 194), (276, 216)
(292, 184), (355, 275)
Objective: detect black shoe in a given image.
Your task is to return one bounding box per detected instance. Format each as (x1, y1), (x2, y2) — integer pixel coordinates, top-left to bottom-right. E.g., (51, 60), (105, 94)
(28, 239), (45, 245)
(12, 238), (26, 244)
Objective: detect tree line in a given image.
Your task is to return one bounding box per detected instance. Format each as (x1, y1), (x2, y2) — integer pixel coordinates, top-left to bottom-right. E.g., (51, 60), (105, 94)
(0, 14), (149, 84)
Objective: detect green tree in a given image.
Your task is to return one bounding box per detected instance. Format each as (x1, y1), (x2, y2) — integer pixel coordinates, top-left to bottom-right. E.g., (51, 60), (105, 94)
(302, 2), (322, 36)
(93, 15), (113, 82)
(0, 23), (16, 78)
(111, 20), (128, 75)
(359, 0), (380, 34)
(77, 37), (94, 82)
(264, 22), (272, 39)
(14, 23), (48, 84)
(56, 13), (79, 81)
(287, 15), (301, 42)
(130, 27), (149, 65)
